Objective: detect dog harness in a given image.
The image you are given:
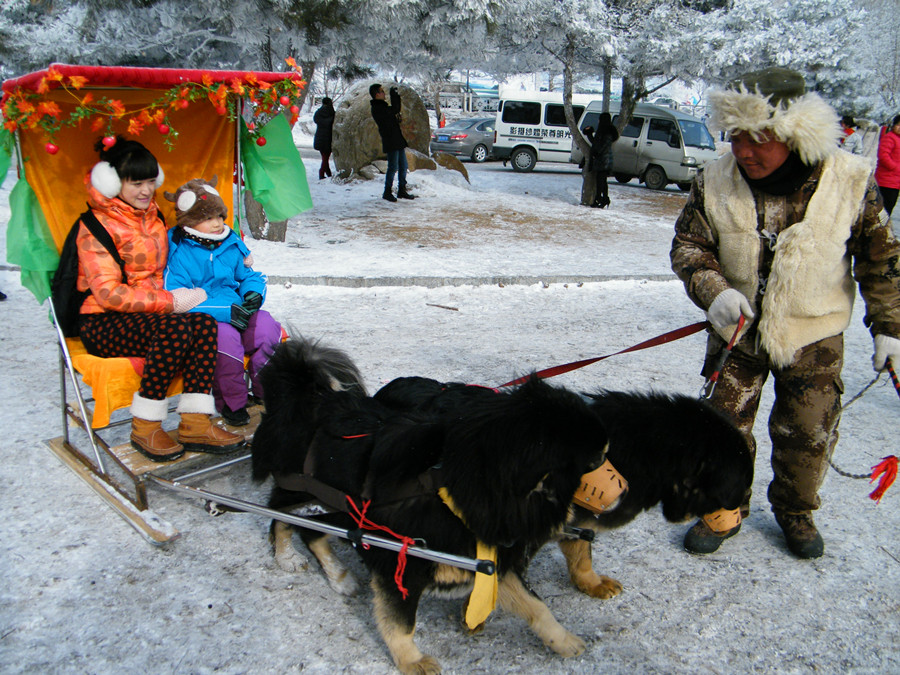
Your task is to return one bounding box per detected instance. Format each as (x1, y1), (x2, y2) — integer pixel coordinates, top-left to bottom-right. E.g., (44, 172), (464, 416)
(437, 487), (498, 630)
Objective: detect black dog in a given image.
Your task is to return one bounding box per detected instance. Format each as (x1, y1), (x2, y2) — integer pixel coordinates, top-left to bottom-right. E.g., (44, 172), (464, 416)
(375, 378), (753, 599)
(251, 338), (610, 674)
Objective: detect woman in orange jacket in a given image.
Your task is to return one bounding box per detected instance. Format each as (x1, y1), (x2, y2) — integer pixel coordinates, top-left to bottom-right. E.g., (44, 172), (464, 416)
(76, 136), (244, 461)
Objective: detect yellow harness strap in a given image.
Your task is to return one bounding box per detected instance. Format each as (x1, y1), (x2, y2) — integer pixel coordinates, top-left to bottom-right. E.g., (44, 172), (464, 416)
(438, 487), (498, 630)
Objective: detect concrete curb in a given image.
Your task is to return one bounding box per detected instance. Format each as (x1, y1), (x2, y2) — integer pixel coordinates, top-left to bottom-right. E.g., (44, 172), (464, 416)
(0, 265), (678, 288)
(267, 273), (678, 288)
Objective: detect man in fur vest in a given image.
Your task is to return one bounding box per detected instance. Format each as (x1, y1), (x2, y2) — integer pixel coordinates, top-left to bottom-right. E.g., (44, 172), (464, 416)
(671, 67), (900, 559)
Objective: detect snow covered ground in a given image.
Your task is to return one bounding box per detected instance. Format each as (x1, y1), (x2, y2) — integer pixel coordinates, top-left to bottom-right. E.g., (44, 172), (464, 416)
(1, 129), (898, 674)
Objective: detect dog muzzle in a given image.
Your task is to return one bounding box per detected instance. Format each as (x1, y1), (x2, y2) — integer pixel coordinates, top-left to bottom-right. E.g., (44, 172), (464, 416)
(573, 460), (627, 514)
(702, 507), (742, 533)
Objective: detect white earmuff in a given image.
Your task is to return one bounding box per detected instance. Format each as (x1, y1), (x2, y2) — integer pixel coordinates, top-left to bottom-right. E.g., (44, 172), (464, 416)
(155, 164), (164, 189)
(176, 191), (197, 212)
(90, 161), (122, 199)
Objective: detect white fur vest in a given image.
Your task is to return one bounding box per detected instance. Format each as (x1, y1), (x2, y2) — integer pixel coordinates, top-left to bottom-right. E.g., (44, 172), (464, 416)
(704, 151), (872, 367)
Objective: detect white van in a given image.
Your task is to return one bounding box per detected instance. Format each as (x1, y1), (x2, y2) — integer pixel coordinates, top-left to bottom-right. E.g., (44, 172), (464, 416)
(492, 92), (601, 172)
(571, 101), (719, 190)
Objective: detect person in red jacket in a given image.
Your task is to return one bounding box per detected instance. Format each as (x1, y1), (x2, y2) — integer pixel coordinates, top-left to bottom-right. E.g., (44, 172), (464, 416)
(875, 114), (900, 215)
(76, 136), (244, 462)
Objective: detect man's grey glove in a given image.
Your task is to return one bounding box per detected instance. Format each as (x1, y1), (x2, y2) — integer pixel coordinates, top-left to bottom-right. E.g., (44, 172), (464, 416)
(707, 289), (755, 333)
(872, 335), (900, 372)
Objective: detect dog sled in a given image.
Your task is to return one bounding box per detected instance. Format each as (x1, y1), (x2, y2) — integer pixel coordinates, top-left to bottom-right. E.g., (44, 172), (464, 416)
(0, 64), (508, 577)
(1, 63), (314, 543)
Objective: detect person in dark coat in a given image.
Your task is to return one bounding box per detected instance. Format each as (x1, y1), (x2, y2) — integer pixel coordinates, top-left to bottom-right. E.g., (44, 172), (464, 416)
(589, 112), (619, 208)
(313, 97), (335, 180)
(369, 83), (415, 202)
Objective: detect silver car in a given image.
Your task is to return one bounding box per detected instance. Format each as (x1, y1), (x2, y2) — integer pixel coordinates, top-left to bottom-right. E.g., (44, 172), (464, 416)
(430, 117), (495, 162)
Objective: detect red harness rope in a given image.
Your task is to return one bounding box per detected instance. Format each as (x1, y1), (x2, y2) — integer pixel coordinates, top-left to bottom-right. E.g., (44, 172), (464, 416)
(345, 496), (416, 599)
(498, 321), (711, 388)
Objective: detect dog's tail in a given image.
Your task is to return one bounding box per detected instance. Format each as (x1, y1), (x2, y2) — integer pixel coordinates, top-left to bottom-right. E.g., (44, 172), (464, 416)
(251, 335), (367, 481)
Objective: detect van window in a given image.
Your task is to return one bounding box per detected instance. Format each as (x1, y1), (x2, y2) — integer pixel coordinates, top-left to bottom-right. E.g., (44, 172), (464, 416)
(580, 112), (600, 132)
(501, 101), (541, 125)
(678, 120), (717, 150)
(545, 104), (585, 127)
(648, 118), (681, 148)
(614, 115), (644, 138)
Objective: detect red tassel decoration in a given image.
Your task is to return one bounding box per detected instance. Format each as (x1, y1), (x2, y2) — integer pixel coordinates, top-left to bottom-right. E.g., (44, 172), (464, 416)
(869, 456), (898, 504)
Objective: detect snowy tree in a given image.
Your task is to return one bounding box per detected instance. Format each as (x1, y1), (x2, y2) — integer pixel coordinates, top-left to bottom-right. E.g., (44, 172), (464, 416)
(856, 0), (900, 120)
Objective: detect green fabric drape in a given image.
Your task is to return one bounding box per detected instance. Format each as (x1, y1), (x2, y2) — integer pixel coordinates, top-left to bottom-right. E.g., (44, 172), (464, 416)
(6, 177), (58, 304)
(240, 115), (312, 222)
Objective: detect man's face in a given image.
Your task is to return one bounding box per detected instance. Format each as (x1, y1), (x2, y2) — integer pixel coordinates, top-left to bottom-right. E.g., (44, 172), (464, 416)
(374, 88), (385, 99)
(730, 130), (791, 179)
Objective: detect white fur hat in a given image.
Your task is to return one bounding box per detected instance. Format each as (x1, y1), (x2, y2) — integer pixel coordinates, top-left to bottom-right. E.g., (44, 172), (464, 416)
(708, 67), (841, 165)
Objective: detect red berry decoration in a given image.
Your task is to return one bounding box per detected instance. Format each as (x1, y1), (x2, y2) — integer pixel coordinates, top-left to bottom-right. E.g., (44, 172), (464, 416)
(45, 142), (59, 155)
(102, 136), (116, 148)
(158, 123), (170, 134)
(256, 137), (267, 147)
(179, 99), (189, 109)
(279, 95), (290, 106)
(215, 105), (227, 115)
(247, 122), (256, 131)
(290, 105), (300, 115)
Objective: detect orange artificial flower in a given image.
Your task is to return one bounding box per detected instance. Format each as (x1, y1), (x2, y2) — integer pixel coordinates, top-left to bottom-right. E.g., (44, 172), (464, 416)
(202, 73), (214, 87)
(36, 101), (62, 118)
(3, 120), (16, 132)
(68, 75), (89, 89)
(127, 118), (145, 136)
(245, 72), (259, 86)
(45, 68), (64, 82)
(108, 99), (126, 117)
(91, 117), (106, 132)
(81, 93), (94, 105)
(229, 78), (245, 96)
(285, 56), (297, 68)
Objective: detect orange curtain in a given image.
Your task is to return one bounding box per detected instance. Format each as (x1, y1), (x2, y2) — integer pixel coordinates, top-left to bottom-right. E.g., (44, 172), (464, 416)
(20, 87), (237, 250)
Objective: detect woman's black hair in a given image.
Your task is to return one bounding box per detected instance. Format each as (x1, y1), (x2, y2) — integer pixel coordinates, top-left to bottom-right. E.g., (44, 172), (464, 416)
(94, 135), (159, 182)
(893, 114), (900, 127)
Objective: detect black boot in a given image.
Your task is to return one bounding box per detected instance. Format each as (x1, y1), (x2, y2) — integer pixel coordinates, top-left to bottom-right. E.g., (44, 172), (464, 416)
(382, 190), (397, 203)
(221, 403), (250, 427)
(775, 512), (824, 559)
(397, 186), (416, 200)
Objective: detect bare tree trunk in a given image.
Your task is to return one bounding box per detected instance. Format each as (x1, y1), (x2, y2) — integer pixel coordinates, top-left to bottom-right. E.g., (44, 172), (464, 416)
(244, 191), (287, 242)
(297, 60), (316, 110)
(559, 34), (594, 206)
(602, 58), (613, 113)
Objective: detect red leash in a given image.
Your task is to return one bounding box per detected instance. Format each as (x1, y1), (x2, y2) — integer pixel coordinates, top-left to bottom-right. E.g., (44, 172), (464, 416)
(869, 362), (900, 503)
(699, 315), (746, 399)
(498, 321), (710, 388)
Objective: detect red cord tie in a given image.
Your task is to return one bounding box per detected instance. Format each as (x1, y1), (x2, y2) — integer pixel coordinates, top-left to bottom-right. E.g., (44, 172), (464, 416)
(869, 456), (898, 504)
(346, 496), (416, 599)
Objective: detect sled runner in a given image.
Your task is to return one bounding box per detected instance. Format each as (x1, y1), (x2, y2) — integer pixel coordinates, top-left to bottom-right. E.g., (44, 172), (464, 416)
(2, 63), (310, 543)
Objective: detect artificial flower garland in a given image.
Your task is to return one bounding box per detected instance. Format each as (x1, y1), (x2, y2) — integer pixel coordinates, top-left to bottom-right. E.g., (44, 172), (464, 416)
(1, 57), (306, 154)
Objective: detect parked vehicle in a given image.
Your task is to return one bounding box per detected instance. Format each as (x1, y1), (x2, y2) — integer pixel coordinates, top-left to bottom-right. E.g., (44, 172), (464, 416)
(571, 101), (719, 190)
(492, 92), (599, 172)
(430, 117), (496, 162)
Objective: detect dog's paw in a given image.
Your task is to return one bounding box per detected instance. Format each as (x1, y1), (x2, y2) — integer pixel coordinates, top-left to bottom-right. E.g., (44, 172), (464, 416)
(398, 655), (441, 674)
(326, 569), (360, 597)
(582, 575), (623, 599)
(274, 547), (309, 573)
(546, 630), (586, 658)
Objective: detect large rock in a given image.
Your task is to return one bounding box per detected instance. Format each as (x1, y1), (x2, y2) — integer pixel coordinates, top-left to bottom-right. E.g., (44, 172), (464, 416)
(432, 152), (469, 182)
(332, 80), (431, 176)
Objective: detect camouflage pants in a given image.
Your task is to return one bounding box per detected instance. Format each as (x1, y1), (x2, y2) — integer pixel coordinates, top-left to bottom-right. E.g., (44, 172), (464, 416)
(702, 333), (844, 514)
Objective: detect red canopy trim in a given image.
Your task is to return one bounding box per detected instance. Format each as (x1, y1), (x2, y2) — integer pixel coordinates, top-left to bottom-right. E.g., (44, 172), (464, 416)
(2, 60), (305, 150)
(2, 63), (300, 97)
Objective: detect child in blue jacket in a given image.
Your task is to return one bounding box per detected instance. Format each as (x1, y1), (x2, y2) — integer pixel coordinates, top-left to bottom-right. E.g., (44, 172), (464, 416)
(164, 177), (282, 426)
